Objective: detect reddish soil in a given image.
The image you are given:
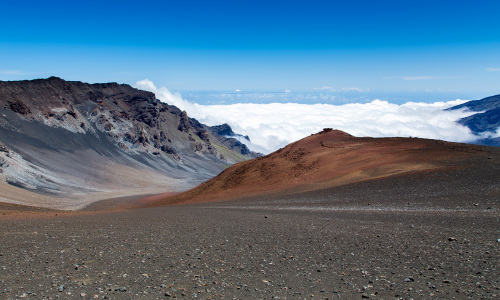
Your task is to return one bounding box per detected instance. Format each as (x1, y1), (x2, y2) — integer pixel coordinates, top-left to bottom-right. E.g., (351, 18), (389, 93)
(146, 129), (494, 207)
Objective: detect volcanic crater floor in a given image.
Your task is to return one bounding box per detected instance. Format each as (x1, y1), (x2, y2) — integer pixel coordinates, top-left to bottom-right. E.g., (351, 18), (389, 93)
(1, 194), (499, 299)
(0, 134), (499, 299)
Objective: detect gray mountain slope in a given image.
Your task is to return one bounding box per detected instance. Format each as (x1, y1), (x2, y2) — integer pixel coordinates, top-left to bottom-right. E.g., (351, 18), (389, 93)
(0, 77), (259, 209)
(447, 94), (500, 147)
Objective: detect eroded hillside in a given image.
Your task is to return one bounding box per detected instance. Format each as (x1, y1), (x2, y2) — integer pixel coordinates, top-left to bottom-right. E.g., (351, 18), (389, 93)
(0, 77), (259, 209)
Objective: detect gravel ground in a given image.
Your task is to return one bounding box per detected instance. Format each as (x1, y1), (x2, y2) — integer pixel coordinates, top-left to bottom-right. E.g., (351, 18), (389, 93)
(0, 203), (499, 299)
(0, 149), (499, 299)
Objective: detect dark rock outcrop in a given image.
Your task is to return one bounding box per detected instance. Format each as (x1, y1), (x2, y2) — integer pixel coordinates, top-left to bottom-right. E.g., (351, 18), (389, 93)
(7, 100), (31, 115)
(208, 123), (260, 158)
(177, 111), (190, 132)
(210, 123), (250, 141)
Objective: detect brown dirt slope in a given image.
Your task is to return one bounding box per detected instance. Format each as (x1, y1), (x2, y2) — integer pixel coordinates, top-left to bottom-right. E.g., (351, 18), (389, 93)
(147, 129), (498, 206)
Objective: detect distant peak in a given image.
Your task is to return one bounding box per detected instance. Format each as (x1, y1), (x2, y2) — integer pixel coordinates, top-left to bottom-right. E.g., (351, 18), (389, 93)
(46, 76), (64, 81)
(210, 123), (235, 137)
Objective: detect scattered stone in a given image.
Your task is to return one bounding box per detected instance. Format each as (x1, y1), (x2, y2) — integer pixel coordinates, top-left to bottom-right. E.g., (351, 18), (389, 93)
(58, 285), (64, 292)
(404, 276), (415, 282)
(448, 237), (457, 241)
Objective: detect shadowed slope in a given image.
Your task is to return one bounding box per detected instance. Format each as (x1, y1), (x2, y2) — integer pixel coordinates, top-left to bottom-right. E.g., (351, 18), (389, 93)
(447, 94), (500, 146)
(146, 129), (498, 206)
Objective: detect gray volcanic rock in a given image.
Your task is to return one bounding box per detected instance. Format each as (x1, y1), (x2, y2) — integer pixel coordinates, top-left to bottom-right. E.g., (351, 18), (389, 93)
(208, 123), (260, 158)
(0, 77), (257, 209)
(210, 123), (249, 141)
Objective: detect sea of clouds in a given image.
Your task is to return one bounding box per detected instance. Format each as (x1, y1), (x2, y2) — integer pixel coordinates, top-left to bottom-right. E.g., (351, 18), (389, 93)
(136, 79), (480, 154)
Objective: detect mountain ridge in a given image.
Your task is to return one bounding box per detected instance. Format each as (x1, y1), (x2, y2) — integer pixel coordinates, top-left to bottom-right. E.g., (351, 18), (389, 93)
(0, 77), (260, 209)
(447, 94), (500, 146)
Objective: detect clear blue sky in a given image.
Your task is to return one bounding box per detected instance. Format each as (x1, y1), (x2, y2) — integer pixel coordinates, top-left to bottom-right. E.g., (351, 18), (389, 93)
(1, 0), (500, 98)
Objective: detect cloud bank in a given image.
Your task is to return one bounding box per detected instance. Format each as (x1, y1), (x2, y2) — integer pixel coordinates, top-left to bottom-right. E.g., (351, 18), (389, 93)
(136, 79), (479, 154)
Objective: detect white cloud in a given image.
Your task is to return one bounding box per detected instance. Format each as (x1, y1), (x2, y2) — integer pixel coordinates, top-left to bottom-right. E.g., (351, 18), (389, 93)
(135, 79), (199, 113)
(314, 86), (366, 92)
(341, 87), (367, 92)
(0, 70), (39, 76)
(479, 127), (500, 139)
(136, 79), (480, 154)
(486, 68), (500, 72)
(314, 86), (335, 91)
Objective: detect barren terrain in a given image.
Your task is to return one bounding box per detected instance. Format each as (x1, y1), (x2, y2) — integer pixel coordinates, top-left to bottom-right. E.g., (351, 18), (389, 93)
(0, 199), (498, 299)
(0, 131), (499, 299)
(149, 129), (499, 207)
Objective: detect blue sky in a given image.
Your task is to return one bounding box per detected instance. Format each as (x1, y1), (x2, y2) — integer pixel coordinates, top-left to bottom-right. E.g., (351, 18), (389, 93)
(1, 0), (500, 100)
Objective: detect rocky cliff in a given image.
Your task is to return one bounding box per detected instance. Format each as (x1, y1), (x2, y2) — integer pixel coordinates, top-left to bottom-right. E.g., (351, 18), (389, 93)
(0, 77), (260, 209)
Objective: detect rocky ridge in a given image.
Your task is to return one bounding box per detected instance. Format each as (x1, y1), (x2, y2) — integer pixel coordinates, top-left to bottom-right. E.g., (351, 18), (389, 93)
(0, 77), (260, 209)
(0, 76), (259, 160)
(208, 123), (253, 156)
